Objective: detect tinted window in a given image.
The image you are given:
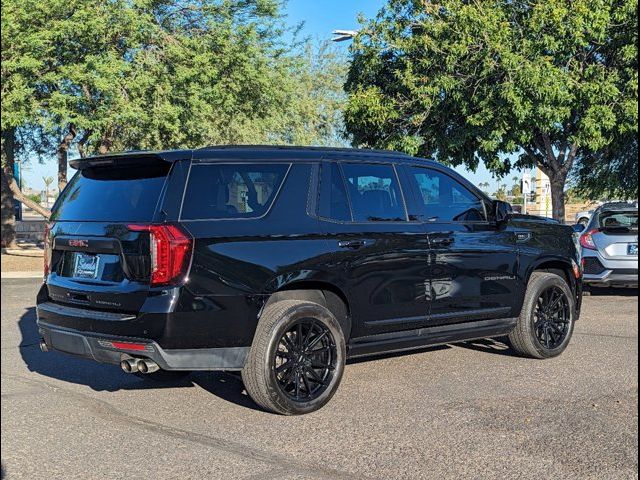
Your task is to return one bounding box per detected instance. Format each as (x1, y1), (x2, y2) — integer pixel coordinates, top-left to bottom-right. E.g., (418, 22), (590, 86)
(181, 163), (289, 220)
(407, 166), (486, 222)
(318, 162), (351, 221)
(341, 163), (406, 222)
(598, 210), (638, 233)
(51, 163), (170, 222)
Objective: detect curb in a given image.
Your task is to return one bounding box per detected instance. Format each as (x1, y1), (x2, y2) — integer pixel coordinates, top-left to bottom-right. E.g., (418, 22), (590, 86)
(1, 249), (43, 257)
(1, 271), (42, 279)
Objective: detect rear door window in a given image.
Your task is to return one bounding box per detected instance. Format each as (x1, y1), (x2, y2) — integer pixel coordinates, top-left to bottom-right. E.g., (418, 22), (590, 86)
(406, 166), (487, 222)
(51, 163), (171, 222)
(181, 163), (290, 220)
(341, 163), (406, 222)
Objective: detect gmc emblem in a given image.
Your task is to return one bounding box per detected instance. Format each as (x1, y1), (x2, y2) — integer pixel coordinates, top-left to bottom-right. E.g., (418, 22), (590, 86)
(68, 239), (89, 248)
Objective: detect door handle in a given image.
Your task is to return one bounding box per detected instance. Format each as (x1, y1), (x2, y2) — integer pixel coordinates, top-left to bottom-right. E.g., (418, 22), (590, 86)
(515, 232), (532, 243)
(338, 240), (366, 249)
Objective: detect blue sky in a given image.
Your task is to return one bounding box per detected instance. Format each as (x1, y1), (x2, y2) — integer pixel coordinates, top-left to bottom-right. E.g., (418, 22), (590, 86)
(285, 0), (384, 41)
(22, 0), (525, 192)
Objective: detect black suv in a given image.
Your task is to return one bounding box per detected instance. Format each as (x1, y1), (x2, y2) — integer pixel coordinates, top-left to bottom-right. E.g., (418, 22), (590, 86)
(37, 146), (583, 414)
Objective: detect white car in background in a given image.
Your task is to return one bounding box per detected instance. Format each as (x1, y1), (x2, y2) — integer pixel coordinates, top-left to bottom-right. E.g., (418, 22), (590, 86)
(575, 209), (595, 227)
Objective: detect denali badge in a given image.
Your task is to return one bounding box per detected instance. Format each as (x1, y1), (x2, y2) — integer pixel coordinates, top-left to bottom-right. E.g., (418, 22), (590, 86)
(484, 274), (517, 281)
(68, 239), (89, 248)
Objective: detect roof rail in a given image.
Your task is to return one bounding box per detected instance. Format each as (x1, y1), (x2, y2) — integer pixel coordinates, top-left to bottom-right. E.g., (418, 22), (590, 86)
(196, 144), (410, 157)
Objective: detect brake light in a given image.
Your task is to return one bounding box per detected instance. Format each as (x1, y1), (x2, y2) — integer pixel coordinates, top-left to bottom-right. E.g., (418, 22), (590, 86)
(128, 224), (193, 286)
(43, 222), (54, 278)
(579, 229), (599, 250)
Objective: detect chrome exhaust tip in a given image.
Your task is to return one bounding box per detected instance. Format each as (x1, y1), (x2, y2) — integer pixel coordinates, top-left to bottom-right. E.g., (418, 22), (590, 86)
(120, 358), (139, 373)
(39, 340), (48, 352)
(136, 359), (159, 374)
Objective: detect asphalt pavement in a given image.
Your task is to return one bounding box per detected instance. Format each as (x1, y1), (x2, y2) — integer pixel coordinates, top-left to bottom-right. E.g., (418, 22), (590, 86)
(1, 279), (637, 479)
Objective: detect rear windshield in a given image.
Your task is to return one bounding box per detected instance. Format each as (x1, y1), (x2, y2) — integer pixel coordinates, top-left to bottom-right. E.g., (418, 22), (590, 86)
(598, 210), (638, 232)
(51, 163), (171, 222)
(181, 163), (290, 220)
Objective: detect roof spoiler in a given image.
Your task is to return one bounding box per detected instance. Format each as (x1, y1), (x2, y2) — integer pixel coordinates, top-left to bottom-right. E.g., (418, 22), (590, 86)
(69, 150), (192, 170)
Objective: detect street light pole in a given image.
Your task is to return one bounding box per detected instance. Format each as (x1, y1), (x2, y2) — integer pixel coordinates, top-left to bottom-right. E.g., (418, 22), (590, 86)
(332, 30), (359, 42)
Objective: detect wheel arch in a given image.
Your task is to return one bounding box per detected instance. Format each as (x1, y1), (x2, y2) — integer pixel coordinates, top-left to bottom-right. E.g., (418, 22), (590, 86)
(527, 256), (576, 287)
(526, 257), (581, 319)
(261, 281), (352, 342)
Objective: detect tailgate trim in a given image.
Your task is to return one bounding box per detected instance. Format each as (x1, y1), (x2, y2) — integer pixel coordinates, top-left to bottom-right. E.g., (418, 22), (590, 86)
(38, 302), (135, 321)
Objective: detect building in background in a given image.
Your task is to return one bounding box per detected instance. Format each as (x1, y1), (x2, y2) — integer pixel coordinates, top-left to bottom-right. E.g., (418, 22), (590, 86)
(525, 168), (552, 218)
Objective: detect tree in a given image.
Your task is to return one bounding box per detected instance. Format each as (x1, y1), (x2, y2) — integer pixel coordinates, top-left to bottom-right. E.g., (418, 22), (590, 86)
(494, 185), (508, 201)
(1, 0), (54, 244)
(511, 176), (522, 198)
(2, 0), (347, 245)
(42, 176), (54, 201)
(344, 0), (638, 221)
(573, 132), (638, 200)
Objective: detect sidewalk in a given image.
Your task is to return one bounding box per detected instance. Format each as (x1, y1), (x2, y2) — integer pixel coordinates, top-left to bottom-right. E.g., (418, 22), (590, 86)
(1, 243), (43, 278)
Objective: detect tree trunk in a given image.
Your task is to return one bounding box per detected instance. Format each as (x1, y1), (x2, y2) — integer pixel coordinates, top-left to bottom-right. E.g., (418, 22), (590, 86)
(57, 124), (77, 191)
(548, 173), (567, 224)
(1, 128), (17, 247)
(77, 130), (91, 158)
(1, 168), (17, 248)
(7, 175), (51, 219)
(98, 130), (113, 155)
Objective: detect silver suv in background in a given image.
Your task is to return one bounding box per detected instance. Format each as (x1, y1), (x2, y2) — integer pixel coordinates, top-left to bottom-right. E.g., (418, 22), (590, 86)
(577, 202), (638, 288)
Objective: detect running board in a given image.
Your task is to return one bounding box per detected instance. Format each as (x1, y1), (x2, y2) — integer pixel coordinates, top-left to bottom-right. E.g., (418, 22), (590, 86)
(347, 317), (518, 359)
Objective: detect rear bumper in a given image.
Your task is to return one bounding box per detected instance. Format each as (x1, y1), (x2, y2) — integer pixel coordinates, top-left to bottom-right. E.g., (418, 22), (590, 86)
(582, 250), (638, 287)
(584, 271), (638, 287)
(36, 321), (249, 372)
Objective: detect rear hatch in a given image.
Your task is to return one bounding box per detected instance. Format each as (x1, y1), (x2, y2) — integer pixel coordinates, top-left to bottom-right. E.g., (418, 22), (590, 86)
(44, 154), (190, 313)
(593, 209), (638, 259)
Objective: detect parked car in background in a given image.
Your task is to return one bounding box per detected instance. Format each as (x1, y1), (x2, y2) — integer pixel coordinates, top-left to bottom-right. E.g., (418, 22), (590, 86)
(37, 146), (583, 415)
(577, 202), (639, 288)
(575, 209), (595, 227)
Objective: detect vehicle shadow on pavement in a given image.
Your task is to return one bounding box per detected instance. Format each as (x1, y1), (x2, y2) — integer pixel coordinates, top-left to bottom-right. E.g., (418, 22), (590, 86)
(17, 307), (262, 411)
(346, 344), (451, 365)
(454, 337), (522, 357)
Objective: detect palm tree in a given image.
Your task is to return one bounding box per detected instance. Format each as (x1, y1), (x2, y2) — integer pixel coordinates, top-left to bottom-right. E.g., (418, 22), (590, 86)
(42, 176), (54, 204)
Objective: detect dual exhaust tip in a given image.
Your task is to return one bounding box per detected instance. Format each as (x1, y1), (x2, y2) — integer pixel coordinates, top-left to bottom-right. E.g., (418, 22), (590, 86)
(121, 358), (159, 374)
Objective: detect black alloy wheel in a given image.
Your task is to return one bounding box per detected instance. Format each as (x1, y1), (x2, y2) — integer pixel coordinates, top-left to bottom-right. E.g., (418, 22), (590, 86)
(533, 286), (571, 350)
(242, 299), (346, 415)
(508, 271), (576, 359)
(273, 319), (337, 401)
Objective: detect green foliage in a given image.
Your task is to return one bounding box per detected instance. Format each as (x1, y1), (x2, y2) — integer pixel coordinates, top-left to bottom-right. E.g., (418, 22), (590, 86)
(345, 0), (638, 217)
(573, 132), (638, 200)
(26, 193), (41, 205)
(1, 0), (347, 157)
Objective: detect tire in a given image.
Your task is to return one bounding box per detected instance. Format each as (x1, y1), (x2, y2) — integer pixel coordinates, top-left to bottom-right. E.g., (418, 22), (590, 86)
(242, 300), (346, 415)
(508, 272), (575, 359)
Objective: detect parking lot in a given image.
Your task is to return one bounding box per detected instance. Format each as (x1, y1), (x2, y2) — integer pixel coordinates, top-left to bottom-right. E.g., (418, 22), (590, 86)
(1, 278), (637, 479)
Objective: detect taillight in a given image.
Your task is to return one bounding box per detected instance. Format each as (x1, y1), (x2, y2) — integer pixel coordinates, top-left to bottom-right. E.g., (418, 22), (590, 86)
(579, 229), (599, 250)
(572, 259), (582, 279)
(43, 222), (54, 278)
(128, 224), (193, 286)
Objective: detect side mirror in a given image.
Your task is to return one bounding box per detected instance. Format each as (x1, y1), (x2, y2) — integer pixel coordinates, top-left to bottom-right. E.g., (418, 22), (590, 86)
(573, 223), (586, 233)
(494, 200), (513, 225)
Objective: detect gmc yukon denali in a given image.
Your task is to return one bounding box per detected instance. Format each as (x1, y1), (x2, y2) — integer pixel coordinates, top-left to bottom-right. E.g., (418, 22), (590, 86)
(37, 146), (583, 415)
